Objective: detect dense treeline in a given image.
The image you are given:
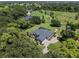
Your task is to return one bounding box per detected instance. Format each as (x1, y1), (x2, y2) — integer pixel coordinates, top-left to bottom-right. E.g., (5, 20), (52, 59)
(0, 3), (44, 58)
(1, 2), (79, 12)
(26, 2), (79, 12)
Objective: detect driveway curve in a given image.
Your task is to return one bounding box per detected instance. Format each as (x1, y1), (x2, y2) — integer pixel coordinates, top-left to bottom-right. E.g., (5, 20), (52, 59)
(42, 36), (58, 54)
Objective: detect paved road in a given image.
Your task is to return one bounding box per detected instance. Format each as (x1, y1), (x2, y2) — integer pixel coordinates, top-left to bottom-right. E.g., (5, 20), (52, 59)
(42, 36), (58, 54)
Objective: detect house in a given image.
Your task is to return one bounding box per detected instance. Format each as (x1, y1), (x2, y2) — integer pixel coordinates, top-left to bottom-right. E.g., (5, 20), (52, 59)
(30, 27), (54, 44)
(24, 10), (32, 20)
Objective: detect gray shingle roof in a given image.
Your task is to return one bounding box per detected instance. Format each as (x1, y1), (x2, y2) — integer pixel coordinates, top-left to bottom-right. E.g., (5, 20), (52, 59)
(25, 16), (32, 20)
(31, 28), (53, 42)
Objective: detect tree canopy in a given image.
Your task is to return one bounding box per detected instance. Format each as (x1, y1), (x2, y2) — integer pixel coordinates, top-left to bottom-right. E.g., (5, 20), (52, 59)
(47, 38), (79, 58)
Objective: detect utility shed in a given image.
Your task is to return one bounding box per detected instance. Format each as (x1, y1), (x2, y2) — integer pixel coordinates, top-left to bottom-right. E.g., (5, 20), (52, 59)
(30, 28), (53, 43)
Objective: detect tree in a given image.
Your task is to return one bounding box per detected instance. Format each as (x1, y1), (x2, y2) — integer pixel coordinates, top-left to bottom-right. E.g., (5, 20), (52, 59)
(75, 13), (79, 20)
(16, 19), (31, 29)
(47, 39), (79, 58)
(10, 5), (26, 20)
(6, 27), (20, 35)
(47, 42), (68, 58)
(60, 30), (75, 40)
(50, 19), (61, 27)
(41, 16), (45, 23)
(0, 33), (12, 50)
(30, 16), (42, 24)
(66, 22), (78, 31)
(50, 11), (54, 18)
(0, 16), (14, 27)
(0, 26), (43, 57)
(7, 23), (18, 27)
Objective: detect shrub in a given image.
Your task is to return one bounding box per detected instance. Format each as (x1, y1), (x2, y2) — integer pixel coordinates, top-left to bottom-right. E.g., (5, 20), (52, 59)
(60, 30), (75, 40)
(66, 22), (78, 31)
(50, 19), (61, 27)
(30, 16), (42, 24)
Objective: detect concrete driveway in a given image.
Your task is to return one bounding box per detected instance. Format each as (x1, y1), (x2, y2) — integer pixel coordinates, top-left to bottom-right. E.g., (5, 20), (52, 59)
(42, 36), (59, 54)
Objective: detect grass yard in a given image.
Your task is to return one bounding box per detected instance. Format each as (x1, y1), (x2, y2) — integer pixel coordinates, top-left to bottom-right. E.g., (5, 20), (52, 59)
(32, 11), (52, 23)
(53, 11), (78, 24)
(25, 11), (78, 35)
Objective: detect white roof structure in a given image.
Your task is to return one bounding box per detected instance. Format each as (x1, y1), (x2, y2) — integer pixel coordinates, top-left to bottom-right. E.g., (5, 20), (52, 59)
(27, 11), (31, 16)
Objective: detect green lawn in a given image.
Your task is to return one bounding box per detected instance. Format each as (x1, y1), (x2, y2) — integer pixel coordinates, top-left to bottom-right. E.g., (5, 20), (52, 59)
(53, 11), (78, 24)
(32, 11), (52, 23)
(25, 11), (78, 35)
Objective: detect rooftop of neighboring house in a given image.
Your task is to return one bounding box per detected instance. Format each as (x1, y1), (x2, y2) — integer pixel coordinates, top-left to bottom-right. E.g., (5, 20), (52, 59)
(24, 15), (32, 20)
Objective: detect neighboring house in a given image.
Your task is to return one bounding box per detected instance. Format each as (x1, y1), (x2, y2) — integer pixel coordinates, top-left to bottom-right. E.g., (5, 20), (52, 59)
(30, 28), (54, 44)
(24, 10), (32, 20)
